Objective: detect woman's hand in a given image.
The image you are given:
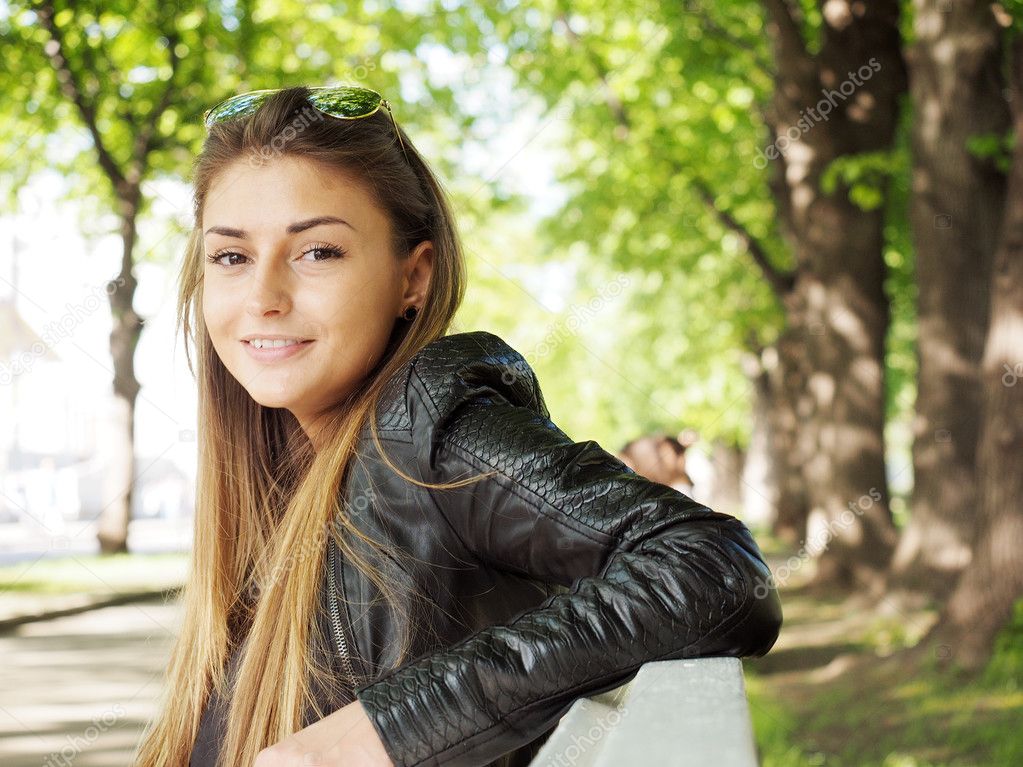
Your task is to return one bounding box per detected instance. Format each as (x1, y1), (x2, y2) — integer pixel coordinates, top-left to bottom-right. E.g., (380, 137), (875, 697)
(254, 698), (394, 767)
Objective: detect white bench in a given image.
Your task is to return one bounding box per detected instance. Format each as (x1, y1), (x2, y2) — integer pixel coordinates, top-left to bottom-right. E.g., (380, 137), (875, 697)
(529, 657), (760, 766)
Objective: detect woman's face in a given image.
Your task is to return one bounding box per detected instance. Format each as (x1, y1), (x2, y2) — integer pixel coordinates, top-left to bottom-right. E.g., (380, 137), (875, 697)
(201, 155), (433, 447)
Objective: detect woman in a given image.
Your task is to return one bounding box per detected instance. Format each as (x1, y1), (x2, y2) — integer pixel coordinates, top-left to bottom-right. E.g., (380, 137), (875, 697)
(133, 85), (783, 767)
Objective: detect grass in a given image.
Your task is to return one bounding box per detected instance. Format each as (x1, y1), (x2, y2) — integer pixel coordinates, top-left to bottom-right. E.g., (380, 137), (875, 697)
(745, 568), (1023, 767)
(0, 551), (189, 597)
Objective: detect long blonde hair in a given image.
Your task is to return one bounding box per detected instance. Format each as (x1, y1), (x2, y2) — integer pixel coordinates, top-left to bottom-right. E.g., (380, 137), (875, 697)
(134, 86), (496, 767)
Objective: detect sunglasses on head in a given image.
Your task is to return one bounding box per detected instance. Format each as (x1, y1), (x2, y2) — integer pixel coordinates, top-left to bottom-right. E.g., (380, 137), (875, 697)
(202, 84), (411, 165)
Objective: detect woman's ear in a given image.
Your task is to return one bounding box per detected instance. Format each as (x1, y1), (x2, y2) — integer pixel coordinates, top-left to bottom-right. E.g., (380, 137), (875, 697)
(402, 240), (434, 305)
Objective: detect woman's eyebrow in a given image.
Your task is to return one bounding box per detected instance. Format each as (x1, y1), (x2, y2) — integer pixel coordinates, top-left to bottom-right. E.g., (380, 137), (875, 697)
(203, 216), (357, 238)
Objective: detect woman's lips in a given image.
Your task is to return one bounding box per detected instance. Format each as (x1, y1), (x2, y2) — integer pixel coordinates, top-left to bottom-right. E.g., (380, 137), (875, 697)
(241, 339), (315, 362)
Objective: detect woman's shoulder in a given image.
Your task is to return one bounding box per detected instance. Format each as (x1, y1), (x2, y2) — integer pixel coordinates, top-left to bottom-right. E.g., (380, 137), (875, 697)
(408, 330), (548, 418)
(371, 330), (545, 432)
(412, 329), (523, 367)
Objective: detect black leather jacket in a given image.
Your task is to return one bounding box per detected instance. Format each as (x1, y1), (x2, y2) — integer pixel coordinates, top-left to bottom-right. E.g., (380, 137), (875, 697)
(190, 330), (782, 767)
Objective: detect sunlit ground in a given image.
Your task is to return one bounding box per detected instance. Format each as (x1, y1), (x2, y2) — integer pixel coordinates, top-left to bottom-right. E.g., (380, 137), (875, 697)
(747, 534), (1023, 767)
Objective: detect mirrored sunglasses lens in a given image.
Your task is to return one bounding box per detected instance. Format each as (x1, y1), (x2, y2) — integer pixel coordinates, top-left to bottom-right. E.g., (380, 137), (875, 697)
(205, 93), (271, 126)
(309, 87), (381, 118)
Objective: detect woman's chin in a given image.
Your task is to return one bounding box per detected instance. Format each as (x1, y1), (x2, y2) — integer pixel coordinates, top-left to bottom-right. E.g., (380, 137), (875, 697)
(243, 385), (302, 411)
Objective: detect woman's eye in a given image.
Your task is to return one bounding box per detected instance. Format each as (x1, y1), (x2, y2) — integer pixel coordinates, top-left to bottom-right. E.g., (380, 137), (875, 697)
(205, 245), (347, 267)
(300, 246), (346, 262)
(206, 252), (247, 266)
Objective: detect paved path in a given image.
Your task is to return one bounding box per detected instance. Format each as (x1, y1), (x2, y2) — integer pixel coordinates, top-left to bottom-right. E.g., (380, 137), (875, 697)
(0, 595), (181, 766)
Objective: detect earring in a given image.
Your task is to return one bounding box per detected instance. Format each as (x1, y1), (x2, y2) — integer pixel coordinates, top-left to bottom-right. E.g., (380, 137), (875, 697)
(401, 305), (419, 321)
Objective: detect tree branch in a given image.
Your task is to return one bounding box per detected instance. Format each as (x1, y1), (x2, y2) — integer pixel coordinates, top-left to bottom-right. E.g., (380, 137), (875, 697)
(130, 29), (182, 184)
(692, 178), (796, 298)
(556, 11), (630, 134)
(682, 0), (774, 76)
(555, 3), (797, 299)
(35, 0), (127, 193)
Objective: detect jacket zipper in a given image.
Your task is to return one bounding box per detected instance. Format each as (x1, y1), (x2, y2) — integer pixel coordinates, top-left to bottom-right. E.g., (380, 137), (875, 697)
(326, 536), (358, 693)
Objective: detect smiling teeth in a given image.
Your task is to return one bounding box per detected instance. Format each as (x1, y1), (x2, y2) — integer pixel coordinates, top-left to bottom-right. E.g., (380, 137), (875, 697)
(249, 339), (304, 349)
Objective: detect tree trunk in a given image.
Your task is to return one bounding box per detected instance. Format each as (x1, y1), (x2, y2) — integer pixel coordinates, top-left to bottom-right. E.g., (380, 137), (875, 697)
(95, 203), (143, 554)
(920, 32), (1023, 672)
(742, 332), (811, 543)
(762, 0), (906, 592)
(743, 349), (780, 530)
(773, 330), (812, 544)
(705, 438), (746, 519)
(887, 0), (1010, 597)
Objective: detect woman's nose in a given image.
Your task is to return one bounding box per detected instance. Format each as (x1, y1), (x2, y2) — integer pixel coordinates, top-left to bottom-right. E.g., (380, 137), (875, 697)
(245, 259), (293, 317)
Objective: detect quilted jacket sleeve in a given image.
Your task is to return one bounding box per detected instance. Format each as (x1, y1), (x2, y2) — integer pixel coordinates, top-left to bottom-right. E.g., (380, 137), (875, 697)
(353, 331), (783, 767)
